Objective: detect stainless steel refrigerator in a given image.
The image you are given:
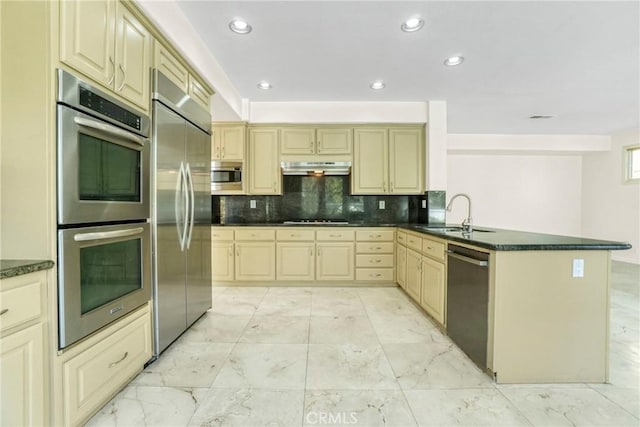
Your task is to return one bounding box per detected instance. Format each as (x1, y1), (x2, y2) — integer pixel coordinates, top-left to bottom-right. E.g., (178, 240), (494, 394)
(151, 70), (212, 355)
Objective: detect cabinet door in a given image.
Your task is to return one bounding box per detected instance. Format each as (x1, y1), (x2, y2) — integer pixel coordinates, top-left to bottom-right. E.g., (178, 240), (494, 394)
(114, 3), (151, 110)
(0, 324), (45, 427)
(277, 242), (315, 281)
(189, 75), (211, 110)
(396, 244), (407, 289)
(154, 42), (189, 93)
(389, 128), (423, 194)
(420, 256), (446, 325)
(280, 127), (315, 155)
(405, 249), (421, 302)
(248, 128), (280, 194)
(220, 126), (245, 160)
(60, 0), (115, 87)
(211, 242), (234, 281)
(316, 242), (354, 280)
(235, 242), (276, 281)
(317, 128), (352, 155)
(352, 128), (388, 194)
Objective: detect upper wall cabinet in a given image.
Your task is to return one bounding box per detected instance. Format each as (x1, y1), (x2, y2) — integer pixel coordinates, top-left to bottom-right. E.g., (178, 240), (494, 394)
(280, 126), (352, 158)
(352, 126), (424, 195)
(212, 123), (245, 161)
(153, 42), (213, 111)
(60, 0), (151, 111)
(248, 127), (281, 195)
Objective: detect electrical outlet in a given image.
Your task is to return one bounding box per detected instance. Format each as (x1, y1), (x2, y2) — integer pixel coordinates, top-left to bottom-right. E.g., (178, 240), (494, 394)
(572, 259), (584, 278)
(422, 200), (427, 209)
(250, 200), (257, 209)
(379, 200), (385, 210)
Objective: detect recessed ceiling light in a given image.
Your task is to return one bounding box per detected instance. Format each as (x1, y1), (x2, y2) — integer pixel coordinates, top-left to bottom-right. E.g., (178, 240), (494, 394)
(444, 56), (464, 66)
(401, 17), (424, 32)
(229, 19), (252, 34)
(257, 81), (272, 90)
(529, 115), (554, 119)
(370, 80), (385, 90)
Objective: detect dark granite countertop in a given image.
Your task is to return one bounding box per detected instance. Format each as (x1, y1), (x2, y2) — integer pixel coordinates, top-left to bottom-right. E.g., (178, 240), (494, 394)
(212, 223), (631, 251)
(1, 259), (55, 280)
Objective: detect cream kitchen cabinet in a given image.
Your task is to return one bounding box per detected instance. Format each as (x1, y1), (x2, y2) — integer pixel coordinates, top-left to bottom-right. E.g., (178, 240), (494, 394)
(355, 228), (395, 282)
(0, 270), (48, 427)
(276, 229), (316, 281)
(405, 248), (422, 302)
(315, 229), (355, 281)
(396, 231), (407, 289)
(352, 126), (424, 195)
(154, 42), (189, 92)
(234, 229), (276, 281)
(211, 228), (235, 282)
(60, 0), (151, 111)
(280, 126), (352, 157)
(248, 127), (281, 195)
(419, 235), (447, 325)
(212, 123), (245, 161)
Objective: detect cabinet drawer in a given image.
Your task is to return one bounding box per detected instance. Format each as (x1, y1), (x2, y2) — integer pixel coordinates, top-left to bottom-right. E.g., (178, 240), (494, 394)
(0, 279), (42, 332)
(211, 228), (234, 241)
(276, 229), (315, 241)
(235, 229), (276, 241)
(316, 229), (355, 241)
(355, 229), (394, 242)
(62, 307), (152, 426)
(356, 254), (394, 268)
(397, 231), (407, 245)
(406, 233), (422, 252)
(356, 242), (394, 254)
(356, 268), (394, 282)
(422, 238), (446, 262)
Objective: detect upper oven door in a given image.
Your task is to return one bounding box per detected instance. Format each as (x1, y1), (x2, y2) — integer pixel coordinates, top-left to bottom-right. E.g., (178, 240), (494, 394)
(57, 105), (150, 225)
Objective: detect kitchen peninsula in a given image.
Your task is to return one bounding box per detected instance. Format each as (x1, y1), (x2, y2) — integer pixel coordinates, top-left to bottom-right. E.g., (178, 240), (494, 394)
(211, 222), (630, 384)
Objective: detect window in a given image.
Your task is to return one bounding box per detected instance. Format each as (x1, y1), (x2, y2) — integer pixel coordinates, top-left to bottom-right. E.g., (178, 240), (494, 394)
(625, 145), (640, 182)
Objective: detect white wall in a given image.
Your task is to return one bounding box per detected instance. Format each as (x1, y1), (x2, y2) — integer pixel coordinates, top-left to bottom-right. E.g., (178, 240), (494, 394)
(582, 128), (640, 264)
(447, 153), (584, 236)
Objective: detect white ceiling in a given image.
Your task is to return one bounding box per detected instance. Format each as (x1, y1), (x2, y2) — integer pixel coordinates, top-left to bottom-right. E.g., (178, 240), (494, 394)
(175, 1), (639, 135)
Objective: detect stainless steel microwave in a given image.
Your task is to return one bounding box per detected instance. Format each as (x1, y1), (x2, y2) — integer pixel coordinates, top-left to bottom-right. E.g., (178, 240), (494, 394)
(211, 161), (242, 192)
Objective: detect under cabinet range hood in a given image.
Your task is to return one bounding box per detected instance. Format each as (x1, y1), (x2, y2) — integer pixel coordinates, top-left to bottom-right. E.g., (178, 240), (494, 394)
(281, 161), (351, 176)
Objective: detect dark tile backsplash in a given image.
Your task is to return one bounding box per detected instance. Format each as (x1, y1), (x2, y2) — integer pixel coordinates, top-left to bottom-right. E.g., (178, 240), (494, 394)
(212, 176), (445, 225)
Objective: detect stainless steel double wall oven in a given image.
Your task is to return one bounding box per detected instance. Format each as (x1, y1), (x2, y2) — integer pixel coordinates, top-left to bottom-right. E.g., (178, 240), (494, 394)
(56, 70), (152, 349)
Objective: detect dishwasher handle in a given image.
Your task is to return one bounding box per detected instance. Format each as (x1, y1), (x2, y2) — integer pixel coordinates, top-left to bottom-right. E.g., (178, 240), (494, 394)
(447, 250), (488, 267)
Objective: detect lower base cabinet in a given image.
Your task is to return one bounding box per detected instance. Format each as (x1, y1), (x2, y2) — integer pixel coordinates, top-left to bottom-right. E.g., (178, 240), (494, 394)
(235, 242), (276, 281)
(277, 242), (315, 280)
(0, 323), (45, 426)
(396, 244), (407, 289)
(405, 248), (422, 301)
(211, 241), (234, 281)
(56, 304), (152, 426)
(316, 242), (355, 280)
(420, 256), (446, 325)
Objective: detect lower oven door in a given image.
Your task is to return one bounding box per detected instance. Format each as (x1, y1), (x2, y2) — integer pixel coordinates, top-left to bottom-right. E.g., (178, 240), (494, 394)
(57, 222), (151, 349)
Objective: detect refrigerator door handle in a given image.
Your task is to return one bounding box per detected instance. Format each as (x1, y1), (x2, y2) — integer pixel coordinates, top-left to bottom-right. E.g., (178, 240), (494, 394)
(175, 161), (188, 251)
(185, 162), (195, 249)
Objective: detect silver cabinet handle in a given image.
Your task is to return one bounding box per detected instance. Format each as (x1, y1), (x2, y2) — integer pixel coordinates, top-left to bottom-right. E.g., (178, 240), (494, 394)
(370, 234), (381, 238)
(108, 351), (129, 368)
(370, 259), (382, 263)
(117, 63), (126, 91)
(371, 247), (382, 250)
(74, 116), (146, 146)
(74, 227), (144, 242)
(329, 234), (342, 238)
(0, 309), (8, 316)
(447, 250), (488, 267)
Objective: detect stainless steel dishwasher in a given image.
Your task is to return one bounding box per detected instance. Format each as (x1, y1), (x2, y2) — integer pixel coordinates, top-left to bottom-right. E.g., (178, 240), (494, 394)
(446, 244), (490, 370)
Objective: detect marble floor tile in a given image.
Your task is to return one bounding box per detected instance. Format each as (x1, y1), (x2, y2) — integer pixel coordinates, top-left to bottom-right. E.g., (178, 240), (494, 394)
(404, 388), (531, 426)
(309, 315), (378, 345)
(188, 388), (304, 427)
(306, 343), (399, 390)
(211, 293), (263, 315)
(303, 389), (417, 427)
(254, 294), (313, 316)
(238, 315), (310, 344)
(312, 287), (360, 298)
(86, 385), (205, 427)
(220, 286), (270, 297)
(180, 313), (252, 343)
(266, 286), (314, 296)
(368, 312), (445, 344)
(499, 386), (640, 426)
(212, 343), (307, 390)
(589, 384), (640, 419)
(383, 342), (493, 389)
(311, 293), (367, 317)
(360, 296), (422, 317)
(134, 342), (234, 388)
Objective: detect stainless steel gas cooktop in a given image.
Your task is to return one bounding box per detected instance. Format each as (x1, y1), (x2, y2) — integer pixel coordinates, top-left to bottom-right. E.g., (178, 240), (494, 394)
(283, 219), (349, 225)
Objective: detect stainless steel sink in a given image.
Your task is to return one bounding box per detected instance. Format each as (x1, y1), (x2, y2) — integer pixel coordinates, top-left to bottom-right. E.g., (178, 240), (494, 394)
(417, 226), (494, 233)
